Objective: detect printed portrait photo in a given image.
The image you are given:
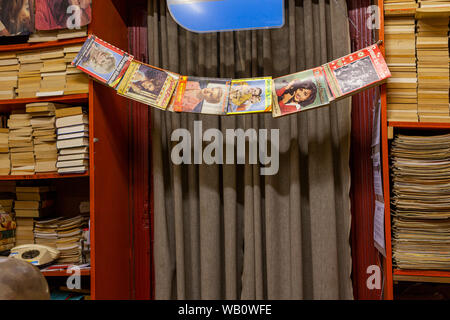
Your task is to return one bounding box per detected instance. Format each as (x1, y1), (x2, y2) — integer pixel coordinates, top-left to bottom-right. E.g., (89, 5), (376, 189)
(228, 79), (267, 113)
(128, 64), (169, 99)
(79, 42), (122, 81)
(274, 71), (319, 115)
(0, 0), (34, 36)
(35, 0), (92, 30)
(179, 77), (229, 114)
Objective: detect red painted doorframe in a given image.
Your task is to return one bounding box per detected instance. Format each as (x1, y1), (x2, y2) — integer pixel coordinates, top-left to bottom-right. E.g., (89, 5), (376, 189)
(127, 0), (152, 300)
(126, 0), (381, 300)
(347, 0), (383, 300)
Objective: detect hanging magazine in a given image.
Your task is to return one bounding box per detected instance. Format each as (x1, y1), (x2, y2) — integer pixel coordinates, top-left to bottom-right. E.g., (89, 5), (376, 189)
(323, 43), (391, 99)
(116, 60), (179, 110)
(72, 34), (133, 88)
(173, 76), (231, 115)
(227, 77), (272, 114)
(272, 67), (332, 118)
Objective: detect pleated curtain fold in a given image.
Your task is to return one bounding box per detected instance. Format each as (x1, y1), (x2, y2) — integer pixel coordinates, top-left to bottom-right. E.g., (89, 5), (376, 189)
(149, 0), (354, 299)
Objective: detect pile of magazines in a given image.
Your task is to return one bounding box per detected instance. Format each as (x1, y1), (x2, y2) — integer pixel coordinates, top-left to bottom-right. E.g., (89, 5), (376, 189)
(72, 35), (391, 118)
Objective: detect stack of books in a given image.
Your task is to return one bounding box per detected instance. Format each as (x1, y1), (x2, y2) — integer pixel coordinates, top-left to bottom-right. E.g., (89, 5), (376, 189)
(28, 27), (88, 43)
(391, 133), (450, 270)
(416, 0), (450, 18)
(34, 217), (59, 247)
(384, 0), (418, 16)
(416, 18), (450, 122)
(16, 51), (42, 99)
(0, 128), (10, 175)
(56, 108), (89, 174)
(64, 45), (89, 95)
(0, 52), (19, 100)
(384, 15), (418, 121)
(38, 48), (67, 97)
(56, 215), (88, 264)
(26, 102), (58, 173)
(8, 113), (35, 175)
(34, 215), (89, 265)
(0, 181), (16, 251)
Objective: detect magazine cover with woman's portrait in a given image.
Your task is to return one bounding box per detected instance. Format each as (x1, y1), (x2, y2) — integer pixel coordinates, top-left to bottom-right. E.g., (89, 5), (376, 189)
(35, 0), (92, 30)
(227, 77), (272, 115)
(173, 76), (231, 115)
(116, 60), (179, 110)
(272, 67), (332, 117)
(72, 34), (133, 88)
(0, 0), (35, 37)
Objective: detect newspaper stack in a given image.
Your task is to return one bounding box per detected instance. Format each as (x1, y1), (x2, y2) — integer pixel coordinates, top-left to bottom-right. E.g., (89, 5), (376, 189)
(34, 217), (60, 247)
(8, 113), (35, 175)
(391, 133), (450, 270)
(56, 215), (87, 264)
(26, 102), (58, 173)
(0, 128), (10, 175)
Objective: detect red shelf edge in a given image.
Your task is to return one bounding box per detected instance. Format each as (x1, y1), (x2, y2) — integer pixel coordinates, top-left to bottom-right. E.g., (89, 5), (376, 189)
(388, 121), (450, 129)
(393, 269), (450, 278)
(0, 171), (89, 181)
(41, 268), (91, 277)
(0, 93), (89, 106)
(0, 37), (87, 53)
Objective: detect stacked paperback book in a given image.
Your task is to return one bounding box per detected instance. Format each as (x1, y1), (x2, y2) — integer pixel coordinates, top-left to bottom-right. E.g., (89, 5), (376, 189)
(384, 0), (418, 16)
(26, 102), (57, 173)
(390, 133), (450, 270)
(34, 215), (89, 264)
(0, 128), (10, 175)
(28, 27), (88, 43)
(384, 13), (418, 121)
(8, 113), (35, 175)
(56, 107), (89, 174)
(0, 52), (19, 100)
(416, 18), (450, 122)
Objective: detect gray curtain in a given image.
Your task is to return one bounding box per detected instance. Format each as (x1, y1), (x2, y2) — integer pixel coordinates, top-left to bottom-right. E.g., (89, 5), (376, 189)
(149, 0), (353, 299)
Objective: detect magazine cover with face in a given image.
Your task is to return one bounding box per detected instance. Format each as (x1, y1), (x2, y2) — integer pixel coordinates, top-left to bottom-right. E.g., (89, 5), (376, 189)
(323, 43), (391, 99)
(116, 60), (179, 110)
(35, 0), (91, 30)
(227, 77), (272, 114)
(272, 67), (332, 117)
(72, 34), (133, 88)
(0, 0), (34, 36)
(173, 76), (231, 115)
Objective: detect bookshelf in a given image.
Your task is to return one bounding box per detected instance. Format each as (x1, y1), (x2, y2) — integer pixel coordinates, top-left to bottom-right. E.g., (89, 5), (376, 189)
(0, 0), (132, 299)
(379, 0), (450, 299)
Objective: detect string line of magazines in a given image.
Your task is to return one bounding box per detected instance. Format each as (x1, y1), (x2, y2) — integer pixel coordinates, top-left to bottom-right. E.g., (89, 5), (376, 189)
(72, 36), (391, 117)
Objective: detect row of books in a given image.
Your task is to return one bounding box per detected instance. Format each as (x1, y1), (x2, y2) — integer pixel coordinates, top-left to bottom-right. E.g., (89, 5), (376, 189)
(0, 102), (89, 176)
(385, 0), (450, 123)
(384, 0), (450, 18)
(0, 44), (89, 100)
(72, 35), (391, 118)
(391, 133), (450, 270)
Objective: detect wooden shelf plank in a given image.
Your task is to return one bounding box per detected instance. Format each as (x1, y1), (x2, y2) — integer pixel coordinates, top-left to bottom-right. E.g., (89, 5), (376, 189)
(0, 171), (89, 181)
(389, 121), (450, 129)
(41, 268), (91, 277)
(393, 269), (450, 284)
(0, 37), (87, 53)
(0, 94), (88, 113)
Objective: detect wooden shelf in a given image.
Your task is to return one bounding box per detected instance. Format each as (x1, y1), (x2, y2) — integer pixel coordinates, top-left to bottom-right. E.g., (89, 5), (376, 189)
(0, 37), (87, 53)
(0, 94), (88, 113)
(393, 269), (450, 284)
(41, 268), (91, 277)
(0, 171), (89, 180)
(389, 121), (450, 129)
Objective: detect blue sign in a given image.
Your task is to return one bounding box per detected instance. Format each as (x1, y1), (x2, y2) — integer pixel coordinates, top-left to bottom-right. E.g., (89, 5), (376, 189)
(167, 0), (284, 33)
